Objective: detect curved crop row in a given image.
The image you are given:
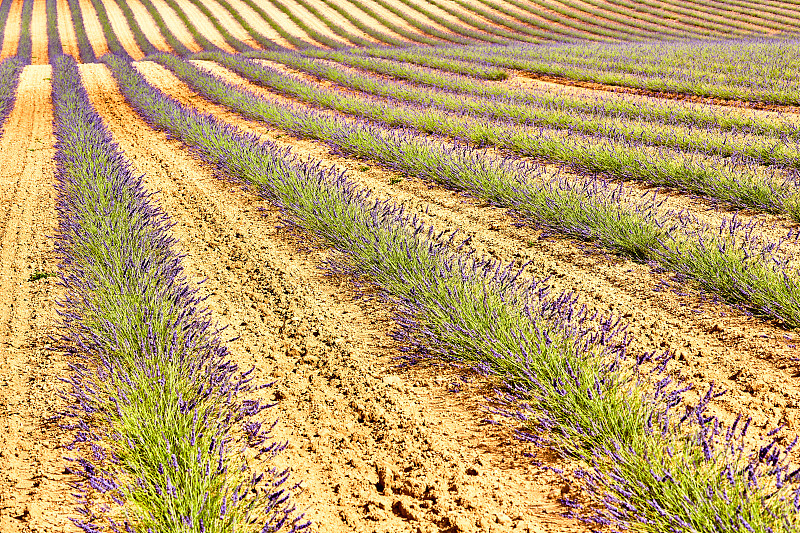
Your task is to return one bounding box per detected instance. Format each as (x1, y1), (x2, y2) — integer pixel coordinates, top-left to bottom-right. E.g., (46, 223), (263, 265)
(151, 53), (800, 331)
(333, 0), (445, 46)
(210, 52), (800, 220)
(204, 0), (283, 50)
(409, 0), (540, 44)
(430, 40), (800, 105)
(106, 52), (800, 533)
(112, 0), (160, 55)
(290, 0), (397, 47)
(86, 0), (134, 60)
(158, 0), (224, 52)
(361, 0), (478, 46)
(391, 0), (511, 45)
(304, 48), (800, 137)
(51, 54), (307, 533)
(258, 0), (346, 48)
(182, 0), (256, 52)
(233, 0), (314, 49)
(256, 51), (800, 171)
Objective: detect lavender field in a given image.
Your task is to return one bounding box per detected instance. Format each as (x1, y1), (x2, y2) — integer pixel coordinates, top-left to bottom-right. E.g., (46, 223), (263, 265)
(2, 1), (800, 533)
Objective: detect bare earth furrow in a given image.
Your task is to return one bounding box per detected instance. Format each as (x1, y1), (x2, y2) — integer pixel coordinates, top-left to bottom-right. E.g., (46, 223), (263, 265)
(0, 65), (73, 533)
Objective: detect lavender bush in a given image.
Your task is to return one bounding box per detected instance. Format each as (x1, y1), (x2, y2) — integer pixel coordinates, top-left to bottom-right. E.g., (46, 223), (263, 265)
(104, 52), (800, 533)
(51, 54), (307, 533)
(150, 53), (800, 328)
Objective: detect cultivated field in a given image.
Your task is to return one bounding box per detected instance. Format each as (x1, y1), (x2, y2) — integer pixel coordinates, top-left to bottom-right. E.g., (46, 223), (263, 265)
(3, 1), (800, 533)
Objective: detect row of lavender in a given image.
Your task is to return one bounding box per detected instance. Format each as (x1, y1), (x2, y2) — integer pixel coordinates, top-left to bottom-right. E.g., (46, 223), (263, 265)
(154, 52), (800, 332)
(50, 54), (307, 533)
(247, 50), (800, 208)
(101, 52), (800, 533)
(364, 39), (800, 105)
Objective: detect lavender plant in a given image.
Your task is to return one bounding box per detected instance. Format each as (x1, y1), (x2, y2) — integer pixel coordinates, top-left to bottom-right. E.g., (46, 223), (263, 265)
(16, 0), (34, 64)
(360, 0), (477, 46)
(289, 0), (394, 47)
(298, 48), (800, 137)
(51, 54), (307, 533)
(155, 53), (800, 329)
(249, 50), (800, 169)
(66, 0), (97, 62)
(104, 52), (800, 533)
(0, 56), (22, 133)
(160, 0), (224, 52)
(197, 53), (800, 218)
(329, 0), (445, 46)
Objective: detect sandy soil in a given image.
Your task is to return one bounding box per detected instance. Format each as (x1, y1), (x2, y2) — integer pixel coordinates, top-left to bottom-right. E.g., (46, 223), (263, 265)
(301, 0), (386, 45)
(401, 0), (506, 41)
(77, 0), (109, 58)
(55, 0), (81, 58)
(81, 61), (581, 533)
(124, 0), (172, 53)
(360, 0), (467, 41)
(148, 0), (202, 53)
(29, 0), (47, 64)
(223, 0), (295, 48)
(0, 65), (75, 533)
(196, 0), (264, 49)
(135, 58), (800, 445)
(98, 0), (144, 59)
(0, 0), (22, 60)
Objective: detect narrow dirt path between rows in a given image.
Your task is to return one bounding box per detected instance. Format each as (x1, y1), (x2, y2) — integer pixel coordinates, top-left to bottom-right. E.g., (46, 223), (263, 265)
(55, 0), (81, 58)
(135, 59), (800, 447)
(77, 0), (109, 58)
(174, 0), (236, 53)
(82, 62), (578, 533)
(0, 66), (75, 533)
(197, 0), (264, 50)
(30, 0), (48, 64)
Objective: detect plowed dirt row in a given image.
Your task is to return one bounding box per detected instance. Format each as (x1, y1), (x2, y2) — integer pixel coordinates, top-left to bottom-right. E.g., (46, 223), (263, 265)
(77, 0), (109, 57)
(30, 0), (48, 64)
(55, 0), (81, 58)
(0, 66), (74, 533)
(196, 0), (263, 49)
(301, 0), (386, 45)
(81, 62), (577, 533)
(134, 59), (800, 443)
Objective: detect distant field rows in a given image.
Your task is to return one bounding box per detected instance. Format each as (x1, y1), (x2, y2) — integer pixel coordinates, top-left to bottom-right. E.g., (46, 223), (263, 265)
(1, 0), (800, 62)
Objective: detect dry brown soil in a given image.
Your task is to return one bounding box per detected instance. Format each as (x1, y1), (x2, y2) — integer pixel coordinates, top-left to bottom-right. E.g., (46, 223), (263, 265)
(0, 0), (23, 60)
(0, 66), (75, 533)
(55, 0), (82, 58)
(77, 0), (110, 57)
